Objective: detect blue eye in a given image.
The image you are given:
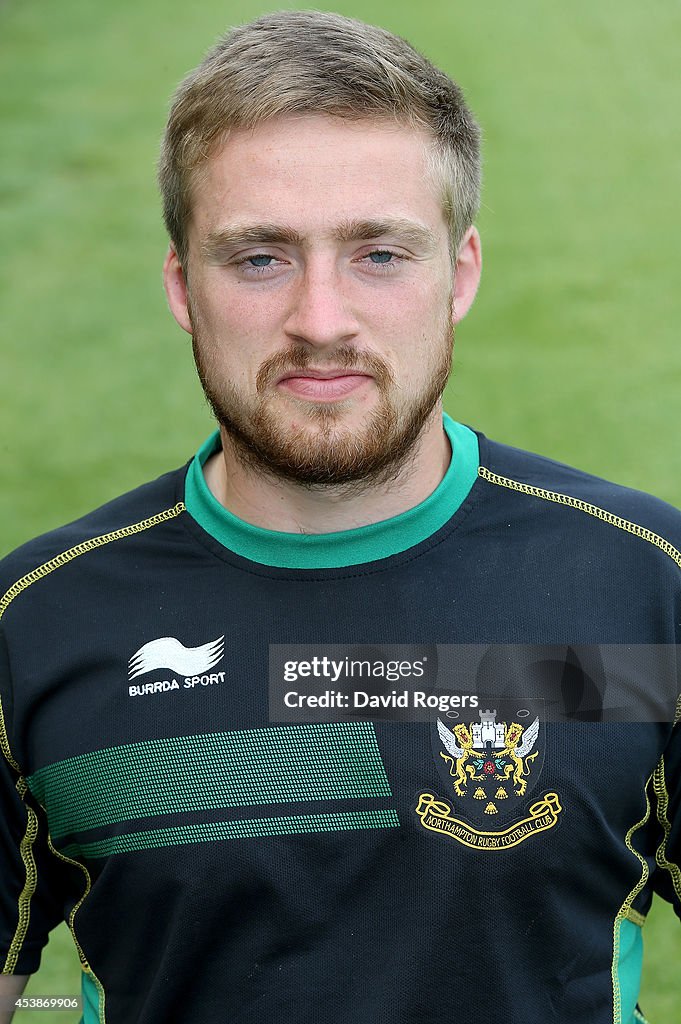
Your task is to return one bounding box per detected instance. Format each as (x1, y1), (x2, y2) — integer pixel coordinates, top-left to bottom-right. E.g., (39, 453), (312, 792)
(236, 254), (281, 276)
(368, 251), (393, 264)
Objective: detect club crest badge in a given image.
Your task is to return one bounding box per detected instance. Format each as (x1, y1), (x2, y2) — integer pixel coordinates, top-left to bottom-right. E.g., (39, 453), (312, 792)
(415, 701), (561, 850)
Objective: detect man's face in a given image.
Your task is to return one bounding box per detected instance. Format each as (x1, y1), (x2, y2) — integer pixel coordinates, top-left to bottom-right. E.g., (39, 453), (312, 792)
(169, 115), (468, 487)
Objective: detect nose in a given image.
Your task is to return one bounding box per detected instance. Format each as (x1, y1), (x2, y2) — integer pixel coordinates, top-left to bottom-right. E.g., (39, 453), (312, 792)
(283, 259), (359, 348)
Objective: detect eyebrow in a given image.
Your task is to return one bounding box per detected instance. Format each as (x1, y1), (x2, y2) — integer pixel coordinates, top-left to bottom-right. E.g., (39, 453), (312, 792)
(200, 218), (439, 263)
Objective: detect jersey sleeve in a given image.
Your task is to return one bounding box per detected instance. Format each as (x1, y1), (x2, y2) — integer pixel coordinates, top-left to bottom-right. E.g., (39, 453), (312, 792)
(0, 629), (67, 975)
(651, 717), (681, 920)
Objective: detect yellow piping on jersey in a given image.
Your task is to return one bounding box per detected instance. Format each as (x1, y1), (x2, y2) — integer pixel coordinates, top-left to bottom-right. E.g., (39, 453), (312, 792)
(0, 502), (186, 620)
(652, 756), (681, 904)
(0, 695), (20, 776)
(0, 500), (185, 1000)
(610, 780), (652, 1024)
(46, 835), (106, 1024)
(0, 697), (39, 975)
(623, 907), (646, 928)
(478, 467), (681, 569)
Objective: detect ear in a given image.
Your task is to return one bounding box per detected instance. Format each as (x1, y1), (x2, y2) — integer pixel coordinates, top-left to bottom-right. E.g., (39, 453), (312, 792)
(451, 226), (482, 325)
(163, 247), (193, 334)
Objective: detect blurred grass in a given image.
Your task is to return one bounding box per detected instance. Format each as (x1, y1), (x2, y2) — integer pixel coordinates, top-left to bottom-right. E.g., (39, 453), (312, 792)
(2, 0), (681, 1019)
(641, 897), (681, 1021)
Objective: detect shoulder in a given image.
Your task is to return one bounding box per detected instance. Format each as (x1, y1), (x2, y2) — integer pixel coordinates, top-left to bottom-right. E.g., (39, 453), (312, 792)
(0, 465), (188, 611)
(476, 432), (681, 557)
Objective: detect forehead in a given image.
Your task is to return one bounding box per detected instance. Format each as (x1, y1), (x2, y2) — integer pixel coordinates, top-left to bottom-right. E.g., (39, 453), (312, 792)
(189, 114), (447, 241)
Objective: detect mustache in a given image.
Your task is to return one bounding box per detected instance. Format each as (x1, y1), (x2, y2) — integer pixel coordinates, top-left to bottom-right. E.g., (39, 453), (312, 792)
(255, 344), (395, 395)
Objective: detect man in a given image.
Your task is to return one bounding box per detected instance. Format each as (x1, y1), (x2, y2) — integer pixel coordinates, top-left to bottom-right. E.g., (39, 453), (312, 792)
(0, 11), (679, 1024)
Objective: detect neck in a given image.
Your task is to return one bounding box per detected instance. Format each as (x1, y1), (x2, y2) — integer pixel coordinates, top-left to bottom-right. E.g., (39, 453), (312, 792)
(203, 407), (451, 534)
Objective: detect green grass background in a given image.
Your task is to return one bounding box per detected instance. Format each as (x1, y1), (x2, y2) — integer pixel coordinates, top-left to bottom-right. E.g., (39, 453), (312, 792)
(1, 0), (680, 1019)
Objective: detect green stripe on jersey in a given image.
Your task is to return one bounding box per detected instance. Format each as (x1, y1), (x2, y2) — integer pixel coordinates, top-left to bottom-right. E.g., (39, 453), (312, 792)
(61, 808), (400, 859)
(80, 972), (103, 1024)
(614, 917), (644, 1024)
(27, 722), (391, 841)
(185, 414), (479, 568)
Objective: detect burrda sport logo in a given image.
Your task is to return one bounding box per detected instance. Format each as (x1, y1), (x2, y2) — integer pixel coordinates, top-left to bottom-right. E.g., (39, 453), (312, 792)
(127, 635), (225, 697)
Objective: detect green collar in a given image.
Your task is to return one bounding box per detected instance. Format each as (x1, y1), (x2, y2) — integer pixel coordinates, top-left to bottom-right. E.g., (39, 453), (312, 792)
(185, 413), (478, 569)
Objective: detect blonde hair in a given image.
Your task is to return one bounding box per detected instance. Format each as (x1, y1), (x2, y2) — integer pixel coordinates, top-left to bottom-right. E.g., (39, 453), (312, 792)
(158, 10), (481, 266)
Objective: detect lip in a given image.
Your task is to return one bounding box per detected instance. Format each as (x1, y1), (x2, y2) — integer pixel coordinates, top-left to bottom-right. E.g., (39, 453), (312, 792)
(276, 369), (371, 383)
(276, 372), (372, 401)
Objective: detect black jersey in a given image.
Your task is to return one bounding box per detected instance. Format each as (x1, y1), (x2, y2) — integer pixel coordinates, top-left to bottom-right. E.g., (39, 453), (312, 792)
(1, 416), (680, 1024)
